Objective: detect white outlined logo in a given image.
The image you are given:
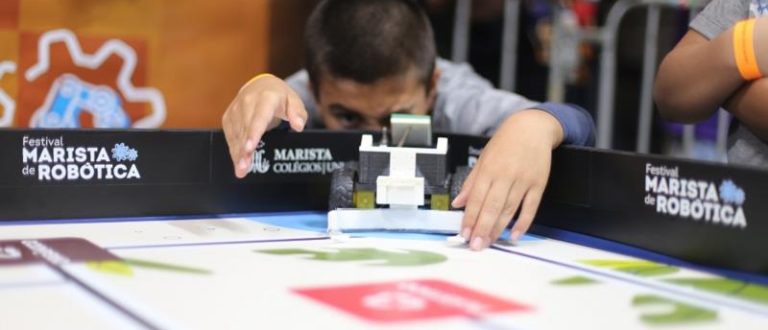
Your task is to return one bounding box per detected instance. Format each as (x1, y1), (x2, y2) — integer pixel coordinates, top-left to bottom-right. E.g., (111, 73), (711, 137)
(25, 29), (166, 128)
(0, 61), (16, 127)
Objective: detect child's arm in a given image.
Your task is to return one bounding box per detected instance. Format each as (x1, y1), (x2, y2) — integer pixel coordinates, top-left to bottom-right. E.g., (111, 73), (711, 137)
(655, 19), (768, 123)
(221, 75), (308, 178)
(450, 101), (594, 250)
(725, 79), (768, 141)
(435, 60), (595, 250)
(451, 109), (565, 250)
(654, 30), (742, 122)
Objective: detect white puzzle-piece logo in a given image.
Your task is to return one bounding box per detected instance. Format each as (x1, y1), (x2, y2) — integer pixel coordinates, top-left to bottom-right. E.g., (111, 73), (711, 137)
(0, 61), (16, 128)
(25, 29), (166, 128)
(0, 246), (22, 260)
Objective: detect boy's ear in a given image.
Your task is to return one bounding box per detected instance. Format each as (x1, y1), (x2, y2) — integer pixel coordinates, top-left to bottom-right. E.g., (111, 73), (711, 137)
(307, 80), (318, 103)
(426, 68), (441, 109)
(430, 68), (441, 94)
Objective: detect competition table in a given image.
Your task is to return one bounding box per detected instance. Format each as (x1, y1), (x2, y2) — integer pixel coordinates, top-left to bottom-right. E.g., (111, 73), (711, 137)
(1, 130), (768, 329)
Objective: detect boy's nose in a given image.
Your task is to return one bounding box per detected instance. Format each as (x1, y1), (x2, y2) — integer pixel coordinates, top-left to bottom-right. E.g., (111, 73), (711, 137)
(360, 116), (391, 131)
(361, 122), (384, 131)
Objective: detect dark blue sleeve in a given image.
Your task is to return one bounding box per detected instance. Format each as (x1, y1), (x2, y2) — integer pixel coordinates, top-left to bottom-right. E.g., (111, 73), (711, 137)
(531, 102), (596, 147)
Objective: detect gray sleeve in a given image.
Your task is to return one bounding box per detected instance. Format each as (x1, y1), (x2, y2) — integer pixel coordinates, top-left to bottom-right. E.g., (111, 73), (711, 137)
(431, 59), (539, 136)
(434, 88), (539, 136)
(689, 0), (750, 40)
(284, 70), (323, 128)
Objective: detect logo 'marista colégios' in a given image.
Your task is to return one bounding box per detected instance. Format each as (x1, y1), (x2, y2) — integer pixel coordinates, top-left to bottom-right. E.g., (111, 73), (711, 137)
(251, 140), (343, 175)
(21, 135), (141, 182)
(644, 163), (746, 229)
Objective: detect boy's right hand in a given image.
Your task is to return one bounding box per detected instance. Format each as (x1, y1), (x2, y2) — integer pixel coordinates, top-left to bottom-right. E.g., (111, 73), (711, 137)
(222, 75), (308, 178)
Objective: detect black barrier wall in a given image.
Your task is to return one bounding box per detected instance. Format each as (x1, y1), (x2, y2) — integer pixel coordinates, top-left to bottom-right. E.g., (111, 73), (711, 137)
(0, 129), (766, 275)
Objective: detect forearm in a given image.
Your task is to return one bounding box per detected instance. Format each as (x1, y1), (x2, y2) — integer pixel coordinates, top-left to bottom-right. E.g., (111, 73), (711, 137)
(751, 19), (768, 76)
(654, 30), (743, 122)
(504, 109), (564, 149)
(725, 78), (768, 142)
(656, 18), (768, 123)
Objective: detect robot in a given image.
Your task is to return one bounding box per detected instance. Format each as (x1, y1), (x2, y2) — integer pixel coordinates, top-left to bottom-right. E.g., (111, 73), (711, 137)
(30, 74), (131, 129)
(329, 114), (470, 211)
(327, 114), (469, 236)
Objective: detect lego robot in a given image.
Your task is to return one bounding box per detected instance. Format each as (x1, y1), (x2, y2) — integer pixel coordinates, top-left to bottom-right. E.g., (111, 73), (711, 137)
(327, 114), (469, 235)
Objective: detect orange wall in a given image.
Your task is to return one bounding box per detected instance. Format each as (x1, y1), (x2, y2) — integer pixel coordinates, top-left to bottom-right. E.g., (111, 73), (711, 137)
(0, 0), (272, 128)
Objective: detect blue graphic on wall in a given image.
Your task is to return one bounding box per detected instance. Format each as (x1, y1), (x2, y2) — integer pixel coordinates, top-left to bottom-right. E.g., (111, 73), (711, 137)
(30, 74), (131, 129)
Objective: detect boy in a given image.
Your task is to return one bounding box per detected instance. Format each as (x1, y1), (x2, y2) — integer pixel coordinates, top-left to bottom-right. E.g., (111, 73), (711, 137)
(655, 0), (768, 167)
(222, 0), (595, 250)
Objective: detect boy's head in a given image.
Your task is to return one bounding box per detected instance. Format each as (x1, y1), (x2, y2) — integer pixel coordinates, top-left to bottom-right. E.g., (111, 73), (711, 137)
(305, 0), (439, 130)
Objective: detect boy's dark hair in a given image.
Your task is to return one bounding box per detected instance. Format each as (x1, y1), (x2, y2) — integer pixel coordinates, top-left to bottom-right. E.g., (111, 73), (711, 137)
(304, 0), (436, 99)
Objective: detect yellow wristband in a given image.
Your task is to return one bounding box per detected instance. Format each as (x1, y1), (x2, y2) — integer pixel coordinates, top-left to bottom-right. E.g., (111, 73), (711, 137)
(733, 19), (763, 80)
(246, 73), (276, 86)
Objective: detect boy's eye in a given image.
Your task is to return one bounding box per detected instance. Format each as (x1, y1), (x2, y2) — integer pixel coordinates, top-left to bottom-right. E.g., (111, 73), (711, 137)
(333, 112), (362, 127)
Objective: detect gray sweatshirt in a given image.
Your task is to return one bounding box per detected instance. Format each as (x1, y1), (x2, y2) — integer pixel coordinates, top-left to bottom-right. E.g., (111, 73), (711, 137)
(286, 58), (595, 146)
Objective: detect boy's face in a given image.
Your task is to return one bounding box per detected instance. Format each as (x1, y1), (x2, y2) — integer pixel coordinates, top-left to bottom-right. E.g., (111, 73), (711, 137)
(314, 68), (440, 130)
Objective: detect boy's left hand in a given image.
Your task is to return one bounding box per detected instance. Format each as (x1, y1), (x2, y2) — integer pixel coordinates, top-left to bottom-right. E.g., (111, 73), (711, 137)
(451, 109), (564, 251)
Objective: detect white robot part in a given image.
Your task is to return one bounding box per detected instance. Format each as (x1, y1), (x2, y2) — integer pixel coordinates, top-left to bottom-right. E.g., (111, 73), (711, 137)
(360, 135), (449, 209)
(329, 113), (464, 235)
(376, 148), (425, 208)
(358, 135), (448, 155)
(327, 209), (463, 234)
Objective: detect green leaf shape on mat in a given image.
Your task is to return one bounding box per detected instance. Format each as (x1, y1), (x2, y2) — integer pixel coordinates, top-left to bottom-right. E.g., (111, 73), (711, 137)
(257, 248), (446, 267)
(87, 261), (134, 277)
(122, 258), (211, 275)
(552, 275), (600, 286)
(666, 278), (768, 306)
(632, 294), (717, 325)
(582, 259), (679, 277)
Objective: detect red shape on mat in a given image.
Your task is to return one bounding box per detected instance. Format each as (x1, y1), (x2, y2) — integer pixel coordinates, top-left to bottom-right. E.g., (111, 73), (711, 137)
(294, 279), (531, 323)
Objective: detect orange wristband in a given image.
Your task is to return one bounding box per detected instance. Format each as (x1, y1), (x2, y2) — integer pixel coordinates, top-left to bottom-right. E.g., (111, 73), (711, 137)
(733, 19), (763, 80)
